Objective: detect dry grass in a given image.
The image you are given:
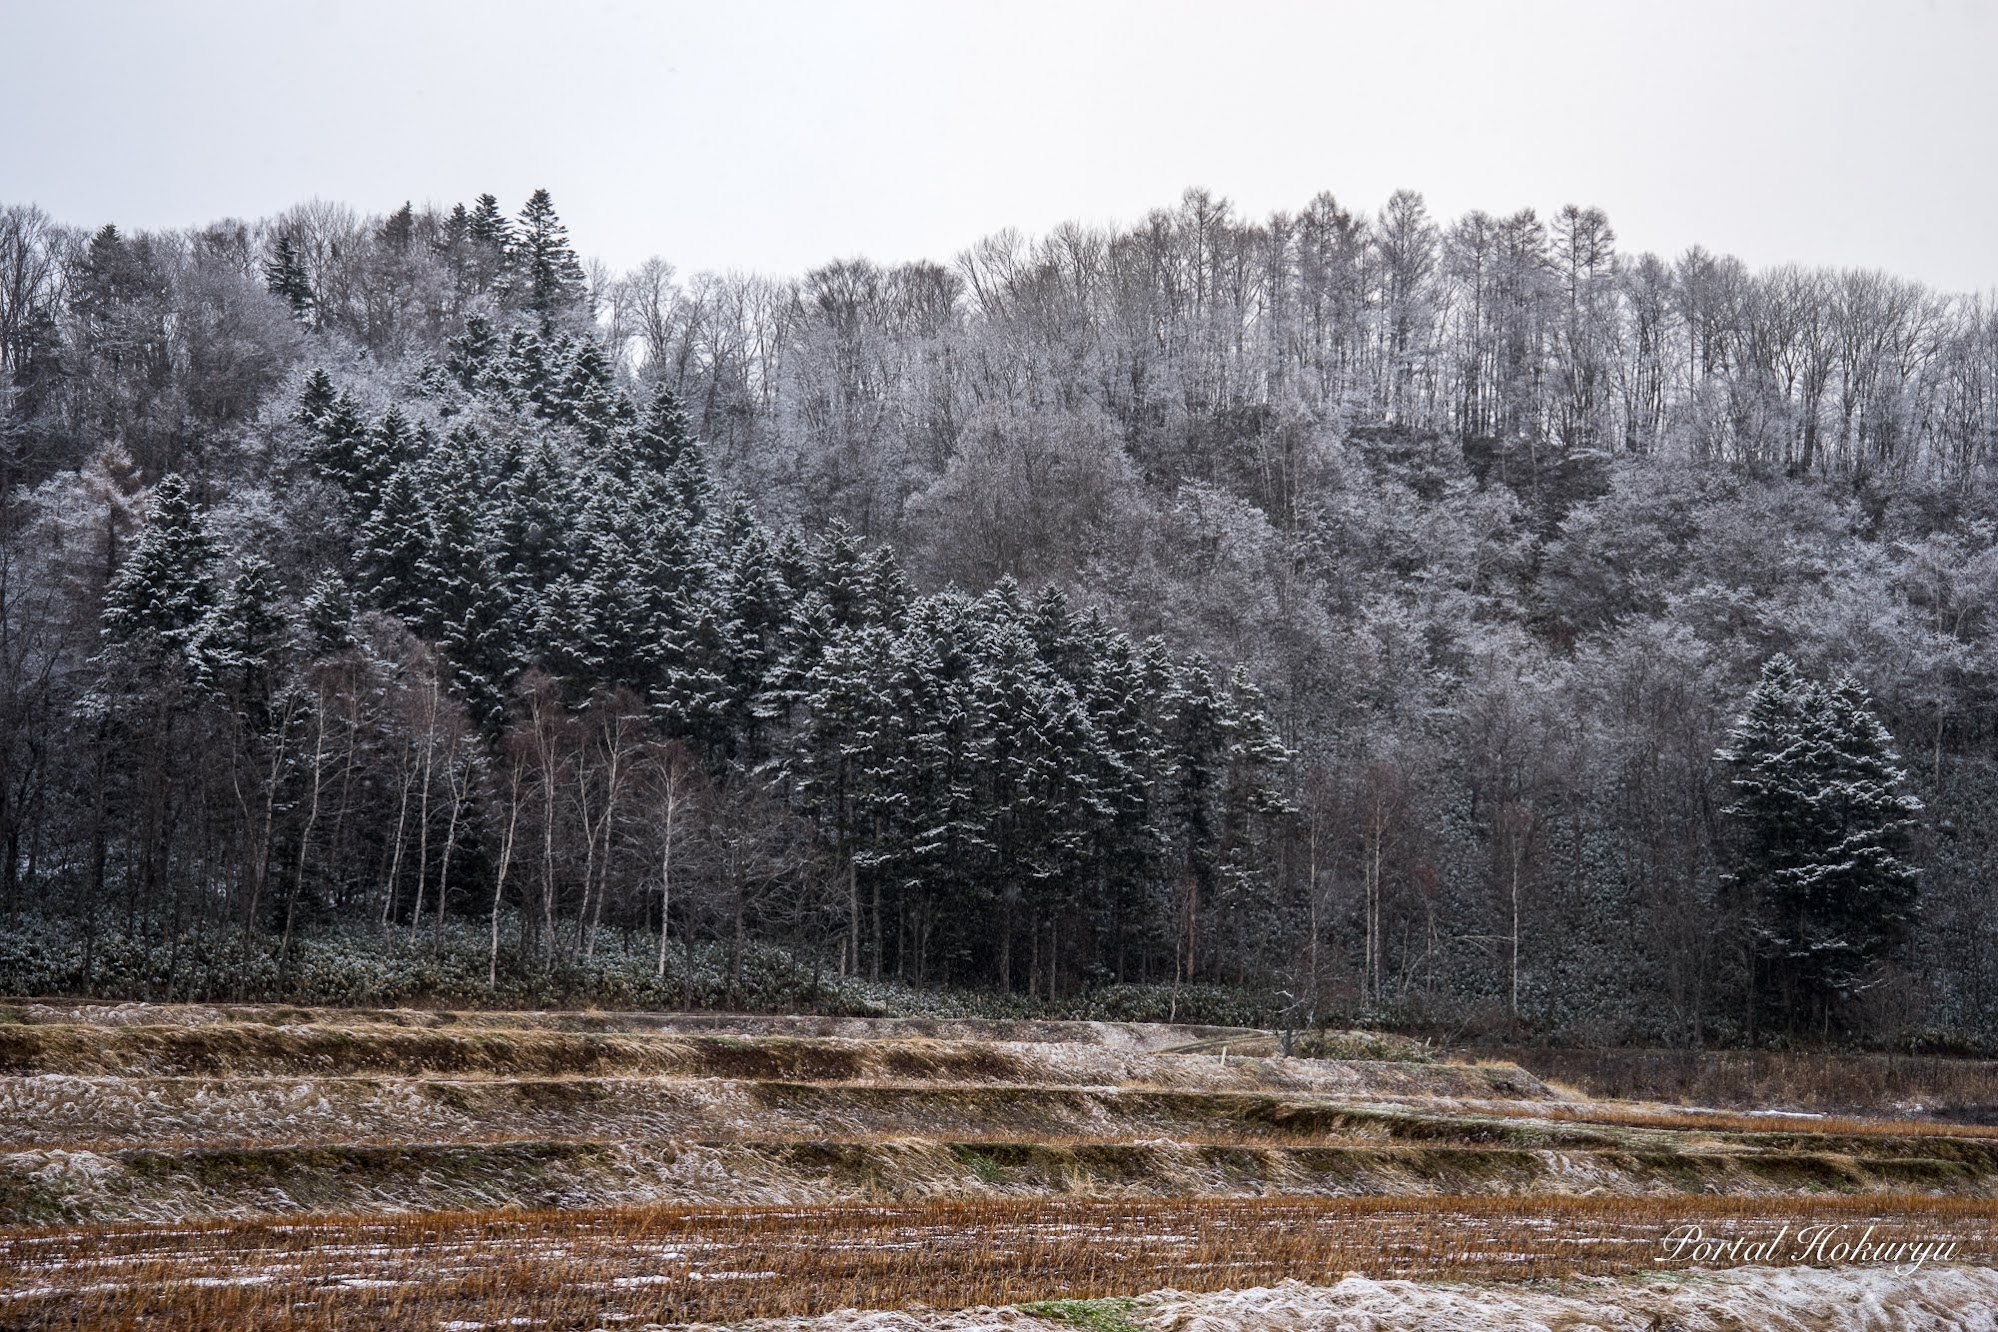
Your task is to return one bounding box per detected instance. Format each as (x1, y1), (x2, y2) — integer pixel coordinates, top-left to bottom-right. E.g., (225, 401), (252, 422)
(1492, 1046), (1998, 1121)
(0, 1003), (1263, 1051)
(0, 1022), (1043, 1083)
(1482, 1100), (1998, 1144)
(1, 1195), (1993, 1331)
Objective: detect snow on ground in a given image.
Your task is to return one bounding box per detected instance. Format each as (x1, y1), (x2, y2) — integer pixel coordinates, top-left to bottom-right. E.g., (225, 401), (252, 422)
(1140, 1269), (1998, 1331)
(667, 1268), (1998, 1332)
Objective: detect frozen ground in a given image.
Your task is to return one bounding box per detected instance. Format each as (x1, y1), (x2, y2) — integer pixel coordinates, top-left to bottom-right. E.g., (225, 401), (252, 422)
(705, 1269), (1998, 1332)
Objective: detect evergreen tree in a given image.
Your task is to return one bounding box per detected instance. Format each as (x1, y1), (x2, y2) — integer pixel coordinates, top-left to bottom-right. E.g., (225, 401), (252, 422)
(264, 236), (314, 320)
(378, 202), (416, 255)
(358, 465), (430, 620)
(514, 189), (589, 323)
(198, 557), (293, 726)
(415, 453), (517, 728)
(491, 437), (576, 610)
(445, 316), (500, 392)
(297, 368), (336, 427)
(465, 193), (513, 296)
(301, 574), (358, 656)
(636, 383), (693, 456)
(101, 474), (219, 663)
(305, 389), (371, 499)
(1718, 656), (1923, 1034)
(1812, 675), (1924, 988)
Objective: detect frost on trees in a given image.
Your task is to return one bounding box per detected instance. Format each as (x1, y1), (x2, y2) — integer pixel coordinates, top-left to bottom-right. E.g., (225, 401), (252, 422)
(1717, 655), (1922, 1037)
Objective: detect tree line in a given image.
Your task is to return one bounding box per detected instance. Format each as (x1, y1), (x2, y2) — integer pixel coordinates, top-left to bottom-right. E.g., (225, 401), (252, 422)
(0, 187), (1988, 1043)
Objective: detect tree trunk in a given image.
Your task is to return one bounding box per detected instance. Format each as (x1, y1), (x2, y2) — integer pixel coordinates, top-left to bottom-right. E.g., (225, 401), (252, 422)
(489, 760), (523, 991)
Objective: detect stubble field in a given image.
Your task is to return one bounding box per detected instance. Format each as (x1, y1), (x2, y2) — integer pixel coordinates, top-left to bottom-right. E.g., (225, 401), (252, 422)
(2, 1003), (1996, 1330)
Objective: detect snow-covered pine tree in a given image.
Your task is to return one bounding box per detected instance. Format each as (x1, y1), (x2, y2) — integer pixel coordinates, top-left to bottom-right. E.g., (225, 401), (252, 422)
(635, 384), (698, 469)
(297, 369), (336, 428)
(530, 573), (604, 691)
(414, 454), (517, 729)
(716, 524), (793, 758)
(444, 316), (500, 393)
(355, 404), (421, 515)
(264, 236), (313, 321)
(304, 390), (372, 502)
(1803, 673), (1922, 1002)
(301, 574), (358, 656)
(515, 189), (589, 324)
(490, 437), (575, 611)
(357, 464), (431, 621)
(1717, 655), (1923, 1035)
(379, 202), (416, 255)
(101, 474), (219, 664)
(198, 556), (293, 725)
(788, 623), (893, 974)
(465, 192), (513, 297)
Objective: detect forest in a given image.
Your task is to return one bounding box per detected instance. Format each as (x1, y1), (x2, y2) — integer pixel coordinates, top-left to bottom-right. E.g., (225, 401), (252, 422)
(0, 185), (1992, 1046)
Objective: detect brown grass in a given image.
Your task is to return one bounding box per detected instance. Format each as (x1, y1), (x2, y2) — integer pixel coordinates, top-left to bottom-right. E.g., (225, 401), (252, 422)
(0, 1003), (1262, 1050)
(1492, 1046), (1998, 1120)
(1481, 1100), (1998, 1144)
(0, 1195), (1992, 1331)
(0, 1022), (1039, 1084)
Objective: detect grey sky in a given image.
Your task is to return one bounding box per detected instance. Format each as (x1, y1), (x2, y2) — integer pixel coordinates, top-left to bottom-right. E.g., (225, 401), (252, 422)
(4, 0), (1995, 292)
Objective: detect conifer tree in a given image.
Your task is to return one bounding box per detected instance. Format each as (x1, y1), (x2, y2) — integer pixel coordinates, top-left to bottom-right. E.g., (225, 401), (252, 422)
(515, 189), (589, 323)
(1718, 655), (1923, 1034)
(358, 465), (430, 620)
(264, 236), (314, 320)
(465, 193), (513, 296)
(301, 574), (358, 656)
(445, 316), (499, 392)
(297, 368), (336, 427)
(379, 202), (416, 254)
(102, 474), (219, 663)
(414, 457), (517, 728)
(305, 389), (371, 499)
(636, 384), (699, 472)
(199, 556), (292, 724)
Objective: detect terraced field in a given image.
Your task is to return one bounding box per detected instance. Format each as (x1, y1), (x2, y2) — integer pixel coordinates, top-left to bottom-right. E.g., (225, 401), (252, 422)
(2, 1003), (1995, 1328)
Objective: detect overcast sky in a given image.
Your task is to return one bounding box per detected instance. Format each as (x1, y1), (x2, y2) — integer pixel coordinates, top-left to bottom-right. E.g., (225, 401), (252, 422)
(4, 0), (1995, 292)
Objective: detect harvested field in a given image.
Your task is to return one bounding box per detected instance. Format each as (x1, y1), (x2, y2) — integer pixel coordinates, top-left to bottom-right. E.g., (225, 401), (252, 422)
(3, 1195), (1995, 1330)
(0, 1004), (1992, 1326)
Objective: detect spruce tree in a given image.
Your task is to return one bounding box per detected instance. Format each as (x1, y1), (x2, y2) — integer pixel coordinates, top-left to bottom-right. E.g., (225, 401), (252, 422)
(357, 465), (430, 620)
(301, 575), (358, 656)
(379, 202), (416, 254)
(1810, 674), (1923, 994)
(264, 236), (314, 320)
(636, 384), (699, 472)
(306, 390), (371, 499)
(102, 474), (220, 663)
(445, 316), (500, 392)
(297, 368), (336, 427)
(198, 557), (293, 726)
(465, 193), (513, 296)
(1718, 655), (1923, 1035)
(515, 189), (589, 323)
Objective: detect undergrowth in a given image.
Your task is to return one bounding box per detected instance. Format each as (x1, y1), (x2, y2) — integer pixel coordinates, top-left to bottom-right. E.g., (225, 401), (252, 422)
(0, 910), (1276, 1026)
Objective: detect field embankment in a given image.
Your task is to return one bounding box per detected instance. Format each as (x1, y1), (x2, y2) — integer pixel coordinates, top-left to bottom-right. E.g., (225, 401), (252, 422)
(1489, 1044), (1998, 1123)
(2, 1004), (1995, 1327)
